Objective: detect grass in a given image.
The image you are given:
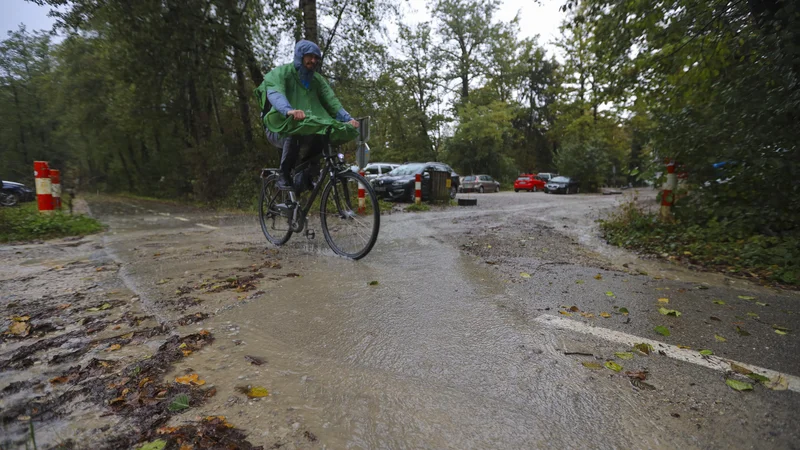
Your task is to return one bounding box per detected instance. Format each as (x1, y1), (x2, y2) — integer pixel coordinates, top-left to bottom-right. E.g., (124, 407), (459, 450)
(599, 199), (800, 287)
(0, 203), (105, 243)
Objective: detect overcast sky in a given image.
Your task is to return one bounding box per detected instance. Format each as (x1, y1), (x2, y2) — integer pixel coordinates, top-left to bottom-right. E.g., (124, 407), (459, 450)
(3, 0), (566, 52)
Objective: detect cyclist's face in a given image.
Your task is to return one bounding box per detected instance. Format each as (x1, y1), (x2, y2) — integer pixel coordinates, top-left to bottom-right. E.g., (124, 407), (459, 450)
(302, 54), (320, 70)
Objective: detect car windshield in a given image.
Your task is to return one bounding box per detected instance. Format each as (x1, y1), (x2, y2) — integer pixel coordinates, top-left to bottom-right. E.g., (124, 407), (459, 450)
(551, 176), (570, 183)
(389, 163), (425, 176)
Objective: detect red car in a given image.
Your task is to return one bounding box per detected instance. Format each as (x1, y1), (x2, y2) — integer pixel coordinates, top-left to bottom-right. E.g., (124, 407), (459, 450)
(514, 174), (546, 192)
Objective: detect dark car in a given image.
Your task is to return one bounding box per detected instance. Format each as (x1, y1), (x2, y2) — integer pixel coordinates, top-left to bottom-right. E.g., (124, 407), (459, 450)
(1, 181), (36, 206)
(426, 162), (460, 198)
(544, 176), (580, 194)
(371, 162), (458, 202)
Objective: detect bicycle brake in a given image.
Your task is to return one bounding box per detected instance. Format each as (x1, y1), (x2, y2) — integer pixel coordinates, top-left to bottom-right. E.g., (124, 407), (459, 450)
(304, 229), (315, 240)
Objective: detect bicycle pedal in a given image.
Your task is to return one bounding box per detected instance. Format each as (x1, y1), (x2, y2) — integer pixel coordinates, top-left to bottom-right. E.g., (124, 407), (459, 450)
(304, 229), (315, 240)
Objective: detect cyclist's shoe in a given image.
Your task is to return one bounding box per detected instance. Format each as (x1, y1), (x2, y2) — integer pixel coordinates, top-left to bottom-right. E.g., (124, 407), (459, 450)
(277, 175), (294, 191)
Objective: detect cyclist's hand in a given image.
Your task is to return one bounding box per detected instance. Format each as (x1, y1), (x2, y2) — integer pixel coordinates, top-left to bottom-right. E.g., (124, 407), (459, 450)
(349, 119), (359, 128)
(287, 110), (306, 120)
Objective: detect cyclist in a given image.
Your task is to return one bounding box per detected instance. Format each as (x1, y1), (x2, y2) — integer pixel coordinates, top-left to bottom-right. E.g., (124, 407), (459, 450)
(256, 40), (359, 190)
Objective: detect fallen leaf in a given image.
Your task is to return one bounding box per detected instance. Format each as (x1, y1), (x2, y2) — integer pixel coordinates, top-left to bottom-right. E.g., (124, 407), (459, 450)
(658, 298), (669, 304)
(747, 373), (770, 383)
(630, 378), (656, 390)
(710, 316), (722, 321)
(604, 361), (623, 372)
(106, 344), (122, 352)
(712, 300), (725, 305)
(764, 375), (789, 391)
(244, 355), (266, 366)
(182, 349), (193, 356)
(619, 307), (629, 315)
(746, 312), (759, 318)
(138, 440), (167, 450)
(715, 334), (727, 342)
(520, 272), (531, 278)
(569, 306), (580, 312)
(605, 291), (615, 297)
(677, 345), (691, 349)
(730, 363), (753, 375)
(157, 427), (179, 434)
(558, 311), (572, 316)
(654, 326), (670, 336)
(755, 302), (769, 307)
(725, 379), (753, 391)
(615, 352), (634, 360)
(658, 307), (682, 317)
(699, 349), (713, 356)
(175, 374), (206, 386)
(50, 376), (69, 384)
(581, 361), (603, 370)
(12, 315), (31, 322)
(775, 330), (788, 335)
(738, 295), (756, 301)
(8, 321), (30, 336)
(599, 312), (611, 318)
(633, 343), (653, 355)
(246, 386), (269, 398)
(594, 274), (603, 280)
(575, 280), (585, 284)
(368, 280), (379, 286)
(625, 370), (648, 380)
(57, 303), (71, 309)
(168, 394), (190, 411)
(580, 312), (594, 318)
(156, 279), (170, 285)
(735, 326), (750, 336)
(121, 332), (134, 340)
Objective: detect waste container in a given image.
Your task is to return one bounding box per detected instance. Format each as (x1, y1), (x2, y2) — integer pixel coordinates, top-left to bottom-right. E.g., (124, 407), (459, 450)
(429, 170), (450, 202)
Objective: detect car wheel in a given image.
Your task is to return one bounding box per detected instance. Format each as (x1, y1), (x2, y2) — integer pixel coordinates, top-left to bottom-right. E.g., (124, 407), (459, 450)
(514, 189), (519, 192)
(0, 192), (19, 207)
(479, 186), (484, 193)
(495, 185), (500, 193)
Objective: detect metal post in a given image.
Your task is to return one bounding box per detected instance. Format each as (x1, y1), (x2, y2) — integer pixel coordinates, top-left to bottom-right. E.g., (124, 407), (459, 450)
(34, 161), (53, 214)
(415, 174), (422, 205)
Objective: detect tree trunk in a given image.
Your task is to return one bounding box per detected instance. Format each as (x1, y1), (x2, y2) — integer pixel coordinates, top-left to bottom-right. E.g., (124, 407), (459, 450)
(10, 82), (29, 165)
(117, 148), (135, 191)
(234, 47), (254, 145)
(302, 0), (319, 43)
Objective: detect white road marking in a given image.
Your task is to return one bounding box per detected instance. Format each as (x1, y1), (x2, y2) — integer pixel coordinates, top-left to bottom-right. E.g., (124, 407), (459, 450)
(534, 315), (800, 393)
(175, 217), (189, 222)
(196, 223), (218, 230)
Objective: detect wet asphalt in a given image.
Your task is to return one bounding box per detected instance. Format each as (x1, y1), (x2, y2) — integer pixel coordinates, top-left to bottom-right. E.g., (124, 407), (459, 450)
(85, 190), (800, 449)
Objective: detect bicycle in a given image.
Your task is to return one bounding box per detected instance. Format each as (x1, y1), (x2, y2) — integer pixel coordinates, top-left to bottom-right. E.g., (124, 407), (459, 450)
(258, 118), (380, 260)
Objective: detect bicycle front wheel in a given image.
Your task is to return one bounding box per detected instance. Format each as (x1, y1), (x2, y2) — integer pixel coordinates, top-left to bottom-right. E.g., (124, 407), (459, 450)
(320, 171), (380, 259)
(259, 174), (293, 245)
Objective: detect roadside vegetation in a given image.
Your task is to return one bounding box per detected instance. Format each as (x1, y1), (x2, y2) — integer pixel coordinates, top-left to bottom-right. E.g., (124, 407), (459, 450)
(600, 200), (800, 287)
(0, 203), (105, 243)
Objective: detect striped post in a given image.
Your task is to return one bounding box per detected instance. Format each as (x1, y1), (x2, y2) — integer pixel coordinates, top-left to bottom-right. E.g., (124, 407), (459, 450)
(414, 173), (422, 205)
(358, 170), (366, 214)
(34, 161), (53, 214)
(660, 160), (677, 219)
(50, 169), (62, 210)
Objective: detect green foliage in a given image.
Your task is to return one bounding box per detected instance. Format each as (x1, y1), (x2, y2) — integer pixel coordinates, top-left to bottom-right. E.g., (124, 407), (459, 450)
(0, 203), (105, 243)
(405, 203), (430, 212)
(600, 200), (800, 286)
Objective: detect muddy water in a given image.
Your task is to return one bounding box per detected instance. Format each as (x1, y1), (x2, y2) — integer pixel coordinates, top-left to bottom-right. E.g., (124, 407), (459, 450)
(185, 237), (677, 449)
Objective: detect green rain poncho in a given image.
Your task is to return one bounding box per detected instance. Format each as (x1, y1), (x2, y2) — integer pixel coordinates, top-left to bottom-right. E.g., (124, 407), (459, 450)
(255, 58), (358, 145)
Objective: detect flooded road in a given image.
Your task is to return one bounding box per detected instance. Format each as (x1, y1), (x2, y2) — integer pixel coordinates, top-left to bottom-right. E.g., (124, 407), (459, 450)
(4, 191), (797, 448)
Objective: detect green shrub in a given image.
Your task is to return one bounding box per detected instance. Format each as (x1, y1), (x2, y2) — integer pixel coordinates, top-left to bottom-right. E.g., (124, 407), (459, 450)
(0, 203), (105, 242)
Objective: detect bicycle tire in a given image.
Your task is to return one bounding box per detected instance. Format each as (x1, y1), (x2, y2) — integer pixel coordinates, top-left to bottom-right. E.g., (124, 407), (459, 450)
(259, 174), (293, 245)
(320, 171), (380, 259)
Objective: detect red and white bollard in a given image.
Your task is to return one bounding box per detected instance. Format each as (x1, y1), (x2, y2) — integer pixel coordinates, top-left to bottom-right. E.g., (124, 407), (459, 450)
(660, 160), (677, 219)
(358, 170), (366, 214)
(414, 174), (422, 205)
(50, 169), (62, 210)
(34, 161), (53, 214)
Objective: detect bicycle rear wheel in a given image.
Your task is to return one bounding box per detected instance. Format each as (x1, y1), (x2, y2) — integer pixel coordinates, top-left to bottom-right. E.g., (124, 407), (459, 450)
(259, 173), (293, 245)
(320, 171), (380, 259)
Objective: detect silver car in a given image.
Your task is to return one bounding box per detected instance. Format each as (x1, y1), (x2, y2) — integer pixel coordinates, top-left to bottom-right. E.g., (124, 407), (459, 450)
(460, 174), (500, 193)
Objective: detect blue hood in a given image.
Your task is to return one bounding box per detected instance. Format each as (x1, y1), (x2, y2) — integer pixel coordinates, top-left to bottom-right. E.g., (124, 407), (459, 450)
(294, 40), (322, 88)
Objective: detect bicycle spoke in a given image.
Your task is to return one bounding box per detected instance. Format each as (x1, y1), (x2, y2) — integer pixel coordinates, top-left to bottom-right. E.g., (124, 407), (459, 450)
(320, 172), (380, 259)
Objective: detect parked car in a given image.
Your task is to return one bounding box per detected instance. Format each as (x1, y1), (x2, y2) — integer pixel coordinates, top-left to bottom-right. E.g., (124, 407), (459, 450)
(460, 174), (500, 193)
(537, 172), (558, 182)
(514, 174), (546, 192)
(371, 162), (457, 202)
(1, 181), (36, 206)
(361, 162), (400, 181)
(544, 176), (580, 194)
